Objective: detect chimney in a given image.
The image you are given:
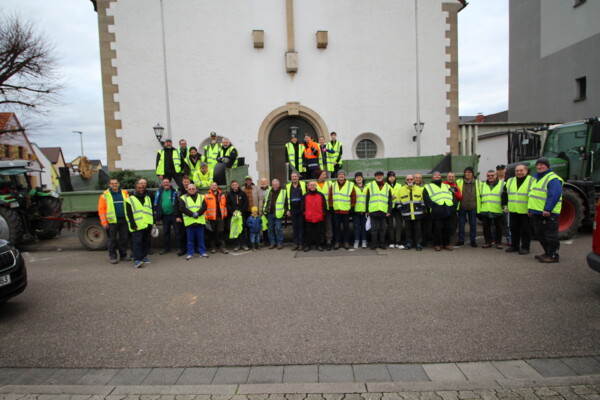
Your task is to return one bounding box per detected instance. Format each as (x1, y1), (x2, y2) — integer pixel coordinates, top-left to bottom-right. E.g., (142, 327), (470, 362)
(475, 113), (485, 123)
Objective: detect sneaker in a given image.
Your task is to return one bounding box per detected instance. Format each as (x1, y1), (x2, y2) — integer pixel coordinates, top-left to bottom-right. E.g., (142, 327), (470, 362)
(389, 243), (396, 248)
(454, 241), (464, 247)
(110, 258), (118, 264)
(159, 249), (169, 255)
(277, 244), (283, 249)
(518, 248), (530, 255)
(379, 244), (386, 249)
(344, 243), (351, 250)
(362, 242), (367, 248)
(317, 246), (324, 251)
(396, 244), (405, 249)
(416, 245), (422, 251)
(353, 240), (359, 249)
(291, 245), (298, 251)
(120, 255), (131, 262)
(210, 248), (216, 254)
(177, 250), (186, 257)
(298, 245), (304, 251)
(186, 255), (193, 260)
(220, 247), (229, 254)
(333, 243), (340, 250)
(405, 244), (412, 250)
(143, 257), (152, 264)
(242, 245), (249, 251)
(134, 260), (143, 268)
(269, 244), (276, 249)
(201, 253), (209, 258)
(304, 246), (310, 252)
(326, 243), (332, 251)
(233, 246), (240, 252)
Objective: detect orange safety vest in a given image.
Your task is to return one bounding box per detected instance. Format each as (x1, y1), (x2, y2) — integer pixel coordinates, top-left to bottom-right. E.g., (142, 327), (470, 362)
(203, 189), (227, 220)
(303, 140), (320, 160)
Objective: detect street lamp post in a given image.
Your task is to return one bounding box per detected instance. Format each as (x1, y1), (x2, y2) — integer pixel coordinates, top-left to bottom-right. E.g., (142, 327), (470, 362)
(72, 131), (84, 157)
(153, 123), (165, 146)
(413, 122), (425, 153)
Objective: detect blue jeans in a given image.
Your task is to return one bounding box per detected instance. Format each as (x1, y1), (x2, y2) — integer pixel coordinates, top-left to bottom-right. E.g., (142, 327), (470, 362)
(249, 231), (261, 244)
(267, 214), (283, 245)
(353, 213), (367, 242)
(458, 209), (477, 243)
(290, 208), (304, 245)
(186, 224), (206, 256)
(333, 213), (351, 245)
(162, 214), (181, 252)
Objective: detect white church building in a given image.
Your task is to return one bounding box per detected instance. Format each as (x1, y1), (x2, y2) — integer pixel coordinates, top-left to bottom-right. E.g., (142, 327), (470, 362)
(92, 0), (466, 181)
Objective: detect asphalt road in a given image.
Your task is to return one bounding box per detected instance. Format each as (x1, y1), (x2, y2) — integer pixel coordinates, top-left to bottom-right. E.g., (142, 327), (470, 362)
(1, 231), (600, 368)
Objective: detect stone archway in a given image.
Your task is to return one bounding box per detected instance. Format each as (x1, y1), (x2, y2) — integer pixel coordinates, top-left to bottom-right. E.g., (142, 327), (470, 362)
(255, 102), (329, 181)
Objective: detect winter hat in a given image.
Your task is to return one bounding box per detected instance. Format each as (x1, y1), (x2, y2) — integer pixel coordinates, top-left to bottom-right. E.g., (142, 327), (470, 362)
(536, 157), (550, 168)
(251, 206), (258, 213)
(387, 171), (396, 178)
(337, 169), (346, 177)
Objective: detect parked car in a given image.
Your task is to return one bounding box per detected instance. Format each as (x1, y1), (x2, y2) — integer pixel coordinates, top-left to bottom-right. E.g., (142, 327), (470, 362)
(0, 239), (27, 303)
(587, 200), (600, 272)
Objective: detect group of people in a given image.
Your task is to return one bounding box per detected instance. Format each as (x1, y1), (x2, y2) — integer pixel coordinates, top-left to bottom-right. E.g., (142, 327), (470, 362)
(98, 125), (563, 267)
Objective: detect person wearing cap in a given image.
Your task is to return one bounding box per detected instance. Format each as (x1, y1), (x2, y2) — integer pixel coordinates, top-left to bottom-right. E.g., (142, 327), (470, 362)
(193, 162), (213, 188)
(353, 172), (368, 248)
(302, 134), (321, 179)
(226, 180), (249, 252)
(285, 133), (305, 180)
(217, 137), (238, 169)
(497, 164), (512, 246)
(398, 174), (425, 250)
(424, 171), (457, 251)
(302, 180), (327, 251)
(502, 163), (533, 255)
(329, 169), (356, 250)
(366, 170), (393, 250)
(528, 157), (563, 263)
(479, 169), (505, 249)
(184, 146), (202, 178)
(386, 171), (404, 249)
(326, 132), (343, 178)
(263, 179), (288, 249)
(316, 169), (333, 250)
(286, 171), (307, 251)
(156, 138), (183, 187)
(202, 132), (222, 169)
(455, 167), (480, 247)
(246, 206), (262, 251)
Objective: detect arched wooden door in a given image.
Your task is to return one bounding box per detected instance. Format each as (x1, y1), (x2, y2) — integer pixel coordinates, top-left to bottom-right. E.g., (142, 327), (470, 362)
(268, 117), (317, 184)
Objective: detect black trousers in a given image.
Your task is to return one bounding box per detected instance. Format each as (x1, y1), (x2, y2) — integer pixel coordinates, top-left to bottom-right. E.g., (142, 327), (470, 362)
(404, 219), (422, 247)
(290, 207), (305, 245)
(107, 219), (129, 260)
(532, 214), (560, 258)
(482, 215), (504, 244)
(177, 220), (187, 252)
(370, 215), (387, 246)
(431, 217), (452, 246)
(509, 212), (531, 250)
(132, 227), (151, 262)
(305, 221), (325, 247)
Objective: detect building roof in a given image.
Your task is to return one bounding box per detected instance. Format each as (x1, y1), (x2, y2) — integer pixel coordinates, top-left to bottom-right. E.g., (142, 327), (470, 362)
(463, 110), (509, 124)
(0, 113), (11, 130)
(40, 147), (64, 164)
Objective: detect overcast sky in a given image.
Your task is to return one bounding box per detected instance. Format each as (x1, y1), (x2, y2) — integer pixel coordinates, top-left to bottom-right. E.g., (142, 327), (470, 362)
(1, 0), (508, 165)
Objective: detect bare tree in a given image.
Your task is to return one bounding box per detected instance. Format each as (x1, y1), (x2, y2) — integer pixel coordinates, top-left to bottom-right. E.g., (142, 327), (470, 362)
(0, 12), (62, 113)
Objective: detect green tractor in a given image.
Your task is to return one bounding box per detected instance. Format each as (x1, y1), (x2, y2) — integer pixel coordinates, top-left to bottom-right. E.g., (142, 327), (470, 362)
(0, 160), (63, 244)
(508, 117), (600, 239)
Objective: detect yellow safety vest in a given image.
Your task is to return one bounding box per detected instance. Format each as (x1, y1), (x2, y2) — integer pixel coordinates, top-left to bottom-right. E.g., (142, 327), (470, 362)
(182, 194), (206, 226)
(186, 157), (202, 178)
(367, 181), (391, 213)
(286, 181), (307, 208)
(220, 145), (237, 168)
(325, 140), (342, 172)
(456, 178), (481, 213)
(100, 189), (130, 225)
(354, 184), (368, 213)
(193, 169), (213, 188)
(425, 183), (454, 208)
(527, 172), (563, 214)
(203, 143), (222, 168)
(285, 142), (306, 173)
(506, 175), (533, 214)
(479, 180), (505, 213)
(316, 180), (331, 210)
(397, 185), (425, 220)
(156, 148), (182, 175)
(128, 195), (153, 232)
(263, 188), (287, 218)
(332, 181), (353, 211)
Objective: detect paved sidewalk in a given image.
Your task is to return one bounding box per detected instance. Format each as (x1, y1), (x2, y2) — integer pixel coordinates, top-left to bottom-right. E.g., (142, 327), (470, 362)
(2, 358), (600, 398)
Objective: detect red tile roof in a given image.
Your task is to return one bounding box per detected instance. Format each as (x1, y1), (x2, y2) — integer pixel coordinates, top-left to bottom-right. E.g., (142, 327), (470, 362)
(0, 113), (14, 130)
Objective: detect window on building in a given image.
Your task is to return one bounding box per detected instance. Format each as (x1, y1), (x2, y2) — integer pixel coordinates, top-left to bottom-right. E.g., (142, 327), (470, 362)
(18, 146), (24, 159)
(574, 0), (586, 7)
(356, 139), (377, 159)
(575, 76), (586, 102)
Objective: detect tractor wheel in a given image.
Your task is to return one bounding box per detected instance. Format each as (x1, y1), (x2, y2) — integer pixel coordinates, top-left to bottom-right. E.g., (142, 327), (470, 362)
(35, 197), (63, 240)
(558, 188), (584, 240)
(78, 217), (108, 250)
(0, 207), (24, 245)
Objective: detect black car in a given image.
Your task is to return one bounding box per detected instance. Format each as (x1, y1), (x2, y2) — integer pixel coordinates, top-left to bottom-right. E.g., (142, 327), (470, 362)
(0, 239), (27, 303)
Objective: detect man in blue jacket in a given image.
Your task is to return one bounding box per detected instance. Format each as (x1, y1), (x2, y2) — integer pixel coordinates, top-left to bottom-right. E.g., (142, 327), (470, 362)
(154, 178), (182, 255)
(527, 157), (563, 263)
